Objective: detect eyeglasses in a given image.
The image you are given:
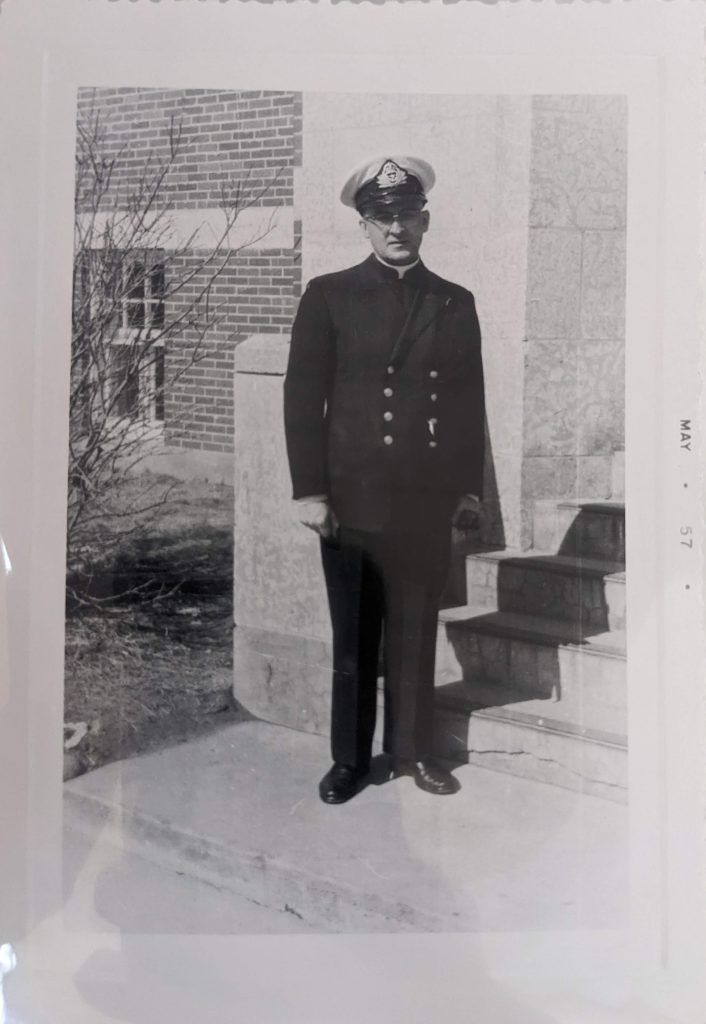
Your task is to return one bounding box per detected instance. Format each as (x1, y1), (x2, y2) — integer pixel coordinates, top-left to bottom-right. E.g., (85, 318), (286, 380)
(362, 208), (426, 229)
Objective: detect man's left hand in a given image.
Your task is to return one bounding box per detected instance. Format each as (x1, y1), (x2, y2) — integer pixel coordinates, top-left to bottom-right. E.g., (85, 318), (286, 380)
(452, 494), (481, 530)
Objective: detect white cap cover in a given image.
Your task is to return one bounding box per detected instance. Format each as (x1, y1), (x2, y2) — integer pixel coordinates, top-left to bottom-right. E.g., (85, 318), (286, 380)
(340, 155), (436, 210)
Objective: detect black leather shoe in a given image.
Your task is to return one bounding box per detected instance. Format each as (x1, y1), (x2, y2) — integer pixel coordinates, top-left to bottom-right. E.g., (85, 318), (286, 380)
(389, 757), (460, 795)
(318, 763), (366, 804)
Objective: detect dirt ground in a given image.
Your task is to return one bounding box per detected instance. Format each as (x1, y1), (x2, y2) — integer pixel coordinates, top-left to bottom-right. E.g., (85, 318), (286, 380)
(63, 473), (238, 778)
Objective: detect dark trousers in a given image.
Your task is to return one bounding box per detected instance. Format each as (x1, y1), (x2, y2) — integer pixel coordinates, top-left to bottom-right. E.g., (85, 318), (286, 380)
(320, 518), (452, 769)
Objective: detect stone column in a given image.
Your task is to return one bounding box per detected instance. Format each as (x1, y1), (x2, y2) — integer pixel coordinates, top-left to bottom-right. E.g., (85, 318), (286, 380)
(521, 96), (627, 547)
(231, 334), (333, 734)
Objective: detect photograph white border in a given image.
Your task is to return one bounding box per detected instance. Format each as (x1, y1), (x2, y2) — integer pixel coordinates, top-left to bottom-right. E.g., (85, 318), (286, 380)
(1, 1), (704, 1021)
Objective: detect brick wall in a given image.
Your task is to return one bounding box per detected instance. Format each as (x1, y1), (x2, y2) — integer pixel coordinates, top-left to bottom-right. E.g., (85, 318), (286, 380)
(76, 88), (301, 209)
(163, 250), (297, 452)
(75, 88), (303, 454)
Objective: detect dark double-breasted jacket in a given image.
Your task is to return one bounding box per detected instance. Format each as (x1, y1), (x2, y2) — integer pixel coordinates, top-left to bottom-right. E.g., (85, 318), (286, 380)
(284, 253), (485, 532)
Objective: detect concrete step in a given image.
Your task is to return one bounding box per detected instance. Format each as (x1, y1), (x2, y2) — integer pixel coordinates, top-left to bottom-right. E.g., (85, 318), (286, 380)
(63, 718), (629, 935)
(434, 606), (626, 770)
(437, 607), (626, 703)
(532, 500), (625, 562)
(466, 550), (626, 631)
(433, 694), (627, 799)
(62, 807), (316, 935)
(434, 664), (625, 738)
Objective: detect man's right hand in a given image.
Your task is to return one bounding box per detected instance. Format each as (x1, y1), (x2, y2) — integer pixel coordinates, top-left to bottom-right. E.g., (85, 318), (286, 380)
(295, 499), (339, 540)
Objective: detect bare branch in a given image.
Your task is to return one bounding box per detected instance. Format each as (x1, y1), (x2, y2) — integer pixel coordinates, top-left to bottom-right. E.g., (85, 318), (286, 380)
(69, 97), (280, 601)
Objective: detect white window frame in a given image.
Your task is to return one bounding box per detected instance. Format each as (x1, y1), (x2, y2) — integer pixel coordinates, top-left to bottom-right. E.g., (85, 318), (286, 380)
(106, 250), (167, 433)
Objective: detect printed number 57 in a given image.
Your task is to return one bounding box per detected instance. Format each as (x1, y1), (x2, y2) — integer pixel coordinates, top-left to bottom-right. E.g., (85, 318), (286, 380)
(680, 526), (693, 548)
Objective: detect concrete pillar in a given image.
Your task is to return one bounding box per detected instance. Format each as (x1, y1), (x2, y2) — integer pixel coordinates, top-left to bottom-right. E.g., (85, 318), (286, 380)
(232, 334), (332, 734)
(521, 96), (627, 546)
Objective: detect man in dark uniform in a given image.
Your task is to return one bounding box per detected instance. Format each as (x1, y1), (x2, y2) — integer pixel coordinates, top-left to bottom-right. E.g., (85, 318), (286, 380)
(284, 155), (485, 804)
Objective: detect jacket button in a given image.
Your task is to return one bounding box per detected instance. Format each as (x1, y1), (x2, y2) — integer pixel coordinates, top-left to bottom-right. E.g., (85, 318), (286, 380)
(383, 387), (393, 398)
(428, 441), (438, 448)
(387, 366), (395, 375)
(383, 411), (393, 422)
(383, 435), (394, 445)
(430, 393), (438, 402)
(429, 370), (439, 379)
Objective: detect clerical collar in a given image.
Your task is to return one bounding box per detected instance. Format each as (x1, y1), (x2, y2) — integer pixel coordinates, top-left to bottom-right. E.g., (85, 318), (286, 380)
(374, 254), (420, 279)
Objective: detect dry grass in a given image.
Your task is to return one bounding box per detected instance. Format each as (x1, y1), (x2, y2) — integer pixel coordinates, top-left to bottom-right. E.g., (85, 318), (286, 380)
(63, 473), (236, 775)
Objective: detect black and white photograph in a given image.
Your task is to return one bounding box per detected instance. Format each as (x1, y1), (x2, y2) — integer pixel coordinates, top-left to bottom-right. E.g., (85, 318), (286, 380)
(62, 84), (629, 936)
(1, 2), (705, 1022)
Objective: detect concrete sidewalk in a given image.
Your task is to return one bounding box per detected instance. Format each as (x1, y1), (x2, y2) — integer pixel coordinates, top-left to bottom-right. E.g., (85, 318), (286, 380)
(64, 717), (628, 934)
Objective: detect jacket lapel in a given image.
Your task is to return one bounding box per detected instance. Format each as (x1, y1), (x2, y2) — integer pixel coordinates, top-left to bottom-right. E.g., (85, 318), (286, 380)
(387, 286), (453, 371)
(353, 256), (455, 371)
(386, 289), (424, 369)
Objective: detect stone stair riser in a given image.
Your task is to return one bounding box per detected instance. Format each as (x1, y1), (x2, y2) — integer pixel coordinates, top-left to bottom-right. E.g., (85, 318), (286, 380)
(466, 557), (625, 630)
(433, 705), (627, 800)
(435, 675), (626, 737)
(533, 506), (625, 562)
(436, 626), (626, 734)
(437, 621), (626, 696)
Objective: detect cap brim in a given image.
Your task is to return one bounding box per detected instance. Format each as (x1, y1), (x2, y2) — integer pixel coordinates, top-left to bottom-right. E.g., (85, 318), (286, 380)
(357, 195), (427, 216)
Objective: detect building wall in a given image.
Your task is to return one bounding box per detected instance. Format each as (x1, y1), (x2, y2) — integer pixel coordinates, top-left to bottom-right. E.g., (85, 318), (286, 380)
(76, 88), (300, 209)
(76, 87), (302, 455)
(522, 95), (627, 538)
(163, 250), (297, 452)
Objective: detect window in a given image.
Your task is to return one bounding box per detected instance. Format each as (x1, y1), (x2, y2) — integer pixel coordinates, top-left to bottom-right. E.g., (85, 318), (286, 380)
(124, 259), (165, 333)
(78, 250), (167, 426)
(112, 254), (166, 424)
(109, 345), (140, 418)
(154, 345), (165, 422)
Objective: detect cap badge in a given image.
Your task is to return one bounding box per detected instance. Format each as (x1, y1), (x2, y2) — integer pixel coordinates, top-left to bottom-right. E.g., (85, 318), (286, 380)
(376, 160), (408, 189)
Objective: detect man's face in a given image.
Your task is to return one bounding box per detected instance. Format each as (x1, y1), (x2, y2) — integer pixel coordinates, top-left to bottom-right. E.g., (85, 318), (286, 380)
(359, 206), (430, 265)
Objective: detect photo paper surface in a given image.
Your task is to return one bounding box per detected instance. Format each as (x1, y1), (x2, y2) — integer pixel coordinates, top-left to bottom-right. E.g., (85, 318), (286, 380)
(0, 2), (704, 1022)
